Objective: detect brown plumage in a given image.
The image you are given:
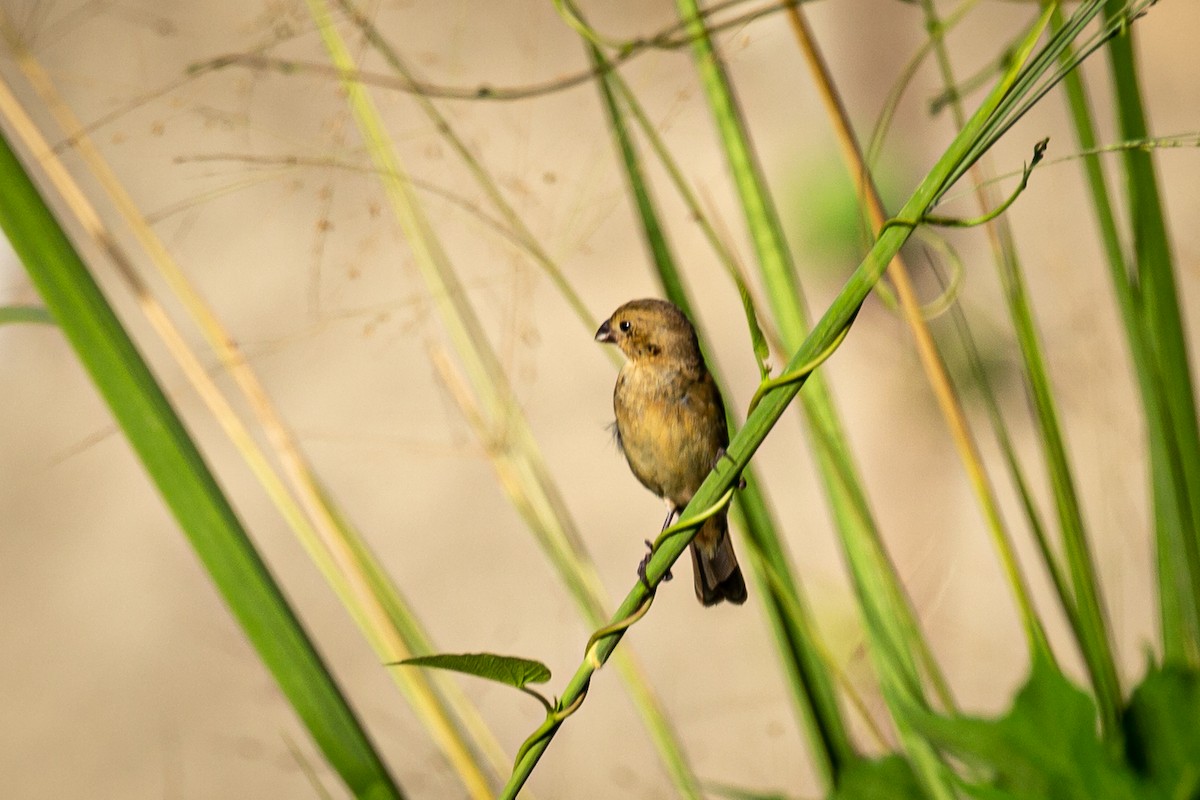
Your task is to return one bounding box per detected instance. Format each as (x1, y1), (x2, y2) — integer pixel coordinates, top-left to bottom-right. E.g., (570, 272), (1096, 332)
(595, 298), (747, 606)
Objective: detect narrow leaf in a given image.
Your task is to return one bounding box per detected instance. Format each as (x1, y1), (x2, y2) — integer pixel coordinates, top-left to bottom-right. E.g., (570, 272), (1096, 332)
(398, 653), (551, 690)
(0, 126), (403, 800)
(736, 276), (772, 379)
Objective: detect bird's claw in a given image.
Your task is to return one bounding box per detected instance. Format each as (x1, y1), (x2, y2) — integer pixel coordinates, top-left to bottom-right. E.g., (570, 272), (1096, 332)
(637, 539), (672, 591)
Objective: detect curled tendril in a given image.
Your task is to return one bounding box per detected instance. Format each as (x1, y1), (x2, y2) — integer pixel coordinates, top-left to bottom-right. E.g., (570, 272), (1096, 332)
(585, 594), (656, 667)
(872, 226), (966, 321)
(881, 138), (1049, 236)
(747, 313), (857, 416)
(512, 686), (590, 767)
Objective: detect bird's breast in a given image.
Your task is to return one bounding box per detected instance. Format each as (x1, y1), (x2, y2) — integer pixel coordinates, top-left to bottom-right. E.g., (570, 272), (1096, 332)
(613, 362), (723, 507)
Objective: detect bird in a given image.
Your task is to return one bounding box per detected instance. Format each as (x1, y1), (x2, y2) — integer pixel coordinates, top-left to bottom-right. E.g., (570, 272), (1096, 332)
(595, 298), (747, 606)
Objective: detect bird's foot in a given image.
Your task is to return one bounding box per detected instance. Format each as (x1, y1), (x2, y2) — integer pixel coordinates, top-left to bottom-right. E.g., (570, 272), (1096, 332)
(637, 539), (672, 591)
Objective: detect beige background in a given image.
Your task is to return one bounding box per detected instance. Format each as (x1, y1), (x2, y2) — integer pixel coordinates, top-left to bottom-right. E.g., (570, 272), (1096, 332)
(2, 0), (1198, 797)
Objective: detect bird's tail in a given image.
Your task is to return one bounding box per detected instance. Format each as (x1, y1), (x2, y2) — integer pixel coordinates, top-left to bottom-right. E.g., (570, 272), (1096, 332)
(689, 514), (747, 606)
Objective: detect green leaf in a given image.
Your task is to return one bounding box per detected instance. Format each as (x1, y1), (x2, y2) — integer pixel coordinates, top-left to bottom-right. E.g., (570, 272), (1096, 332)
(829, 755), (927, 800)
(1123, 664), (1200, 799)
(0, 304), (55, 326)
(735, 275), (772, 380)
(398, 653), (551, 690)
(912, 658), (1150, 800)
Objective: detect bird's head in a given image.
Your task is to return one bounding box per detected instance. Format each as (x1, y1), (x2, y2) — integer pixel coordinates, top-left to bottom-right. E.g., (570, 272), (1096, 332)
(595, 298), (701, 363)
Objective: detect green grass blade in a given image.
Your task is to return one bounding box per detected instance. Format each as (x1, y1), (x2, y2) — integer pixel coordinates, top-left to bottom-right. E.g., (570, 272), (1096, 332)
(1104, 1), (1200, 665)
(735, 483), (852, 778)
(999, 239), (1122, 730)
(589, 46), (682, 304)
(0, 127), (403, 800)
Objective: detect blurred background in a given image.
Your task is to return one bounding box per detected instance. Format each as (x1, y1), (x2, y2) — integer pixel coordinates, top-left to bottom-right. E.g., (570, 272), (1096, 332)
(1, 0), (1197, 796)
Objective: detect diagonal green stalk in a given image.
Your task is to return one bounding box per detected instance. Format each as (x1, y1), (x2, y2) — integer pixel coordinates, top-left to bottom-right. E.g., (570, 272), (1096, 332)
(918, 0), (1121, 740)
(0, 125), (404, 800)
(1103, 0), (1200, 665)
(501, 7), (1092, 792)
(590, 39), (852, 787)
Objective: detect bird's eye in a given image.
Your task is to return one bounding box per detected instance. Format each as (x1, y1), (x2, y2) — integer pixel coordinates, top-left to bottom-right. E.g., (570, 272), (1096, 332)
(619, 320), (632, 332)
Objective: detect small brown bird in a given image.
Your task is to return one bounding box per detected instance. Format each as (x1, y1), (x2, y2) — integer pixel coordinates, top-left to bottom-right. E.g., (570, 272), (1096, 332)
(596, 298), (747, 606)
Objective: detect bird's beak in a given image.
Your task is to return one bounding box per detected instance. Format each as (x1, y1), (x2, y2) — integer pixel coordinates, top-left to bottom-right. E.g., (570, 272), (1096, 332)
(595, 319), (615, 343)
